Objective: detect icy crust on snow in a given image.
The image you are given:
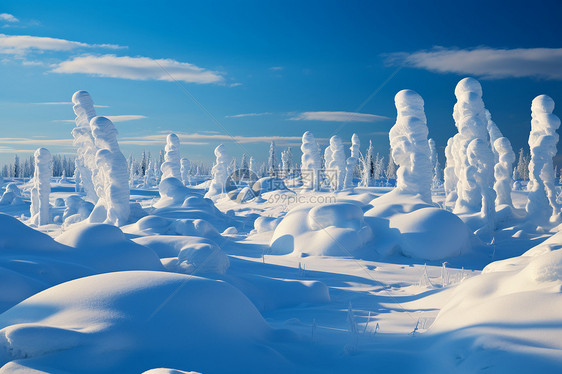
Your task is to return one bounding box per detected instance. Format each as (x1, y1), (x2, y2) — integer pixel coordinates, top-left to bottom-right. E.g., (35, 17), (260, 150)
(29, 148), (52, 226)
(71, 90), (98, 203)
(526, 95), (561, 225)
(161, 133), (181, 180)
(270, 203), (373, 256)
(389, 89), (433, 203)
(300, 131), (321, 190)
(0, 271), (290, 374)
(89, 116), (130, 226)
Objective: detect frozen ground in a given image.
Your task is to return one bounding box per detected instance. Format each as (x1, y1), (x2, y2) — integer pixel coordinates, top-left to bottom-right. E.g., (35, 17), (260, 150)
(0, 177), (560, 373)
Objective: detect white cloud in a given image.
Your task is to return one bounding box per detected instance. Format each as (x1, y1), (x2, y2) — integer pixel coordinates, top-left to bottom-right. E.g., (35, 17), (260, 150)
(0, 137), (73, 146)
(0, 14), (18, 23)
(29, 102), (109, 108)
(386, 47), (562, 80)
(53, 115), (146, 124)
(226, 112), (272, 118)
(291, 111), (389, 122)
(52, 54), (225, 84)
(270, 66), (284, 71)
(0, 34), (123, 55)
(119, 132), (317, 147)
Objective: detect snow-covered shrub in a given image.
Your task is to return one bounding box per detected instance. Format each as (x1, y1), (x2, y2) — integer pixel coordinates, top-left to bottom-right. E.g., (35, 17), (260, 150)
(526, 95), (561, 224)
(493, 137), (515, 207)
(180, 157), (191, 186)
(451, 78), (496, 231)
(30, 147), (52, 226)
(389, 89), (433, 203)
(205, 144), (229, 198)
(344, 133), (360, 188)
(89, 116), (130, 226)
(0, 182), (22, 205)
(300, 131), (322, 190)
(328, 135), (346, 191)
(71, 90), (98, 202)
(161, 133), (181, 180)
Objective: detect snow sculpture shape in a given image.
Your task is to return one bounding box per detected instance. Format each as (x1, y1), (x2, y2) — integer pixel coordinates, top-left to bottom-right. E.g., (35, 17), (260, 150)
(205, 144), (229, 198)
(301, 131), (322, 190)
(161, 133), (181, 180)
(443, 137), (458, 204)
(493, 137), (515, 207)
(344, 133), (360, 188)
(526, 95), (561, 224)
(451, 78), (496, 227)
(389, 89), (433, 203)
(71, 90), (98, 202)
(328, 135), (346, 191)
(89, 116), (130, 226)
(30, 147), (52, 226)
(180, 157), (191, 186)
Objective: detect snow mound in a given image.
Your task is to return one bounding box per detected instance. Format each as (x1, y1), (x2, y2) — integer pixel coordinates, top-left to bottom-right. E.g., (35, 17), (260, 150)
(0, 213), (64, 253)
(389, 207), (470, 260)
(254, 216), (282, 233)
(270, 203), (373, 256)
(252, 177), (288, 194)
(134, 235), (229, 275)
(56, 223), (164, 273)
(0, 271), (287, 373)
(154, 177), (201, 208)
(0, 183), (23, 206)
(124, 215), (220, 238)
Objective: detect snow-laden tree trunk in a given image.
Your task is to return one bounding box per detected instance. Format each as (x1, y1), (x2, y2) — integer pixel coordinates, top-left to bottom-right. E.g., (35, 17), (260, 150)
(300, 131), (322, 191)
(89, 116), (130, 226)
(161, 133), (181, 180)
(205, 144), (229, 197)
(71, 90), (98, 202)
(328, 135), (346, 191)
(451, 78), (496, 225)
(268, 141), (276, 176)
(180, 157), (191, 186)
(30, 147), (52, 226)
(526, 95), (561, 224)
(389, 89), (433, 203)
(344, 133), (360, 188)
(493, 137), (515, 207)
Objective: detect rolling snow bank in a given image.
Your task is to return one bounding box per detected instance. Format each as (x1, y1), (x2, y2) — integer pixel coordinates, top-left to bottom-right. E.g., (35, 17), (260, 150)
(0, 214), (163, 312)
(0, 271), (290, 374)
(270, 202), (373, 256)
(364, 190), (471, 260)
(428, 234), (562, 372)
(123, 215), (221, 238)
(134, 235), (229, 275)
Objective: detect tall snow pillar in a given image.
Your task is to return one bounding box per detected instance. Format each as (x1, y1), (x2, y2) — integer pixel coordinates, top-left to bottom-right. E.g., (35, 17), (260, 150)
(161, 133), (182, 180)
(30, 147), (52, 226)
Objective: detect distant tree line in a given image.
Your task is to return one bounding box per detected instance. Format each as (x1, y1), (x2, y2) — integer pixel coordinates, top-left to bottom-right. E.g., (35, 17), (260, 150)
(1, 154), (75, 178)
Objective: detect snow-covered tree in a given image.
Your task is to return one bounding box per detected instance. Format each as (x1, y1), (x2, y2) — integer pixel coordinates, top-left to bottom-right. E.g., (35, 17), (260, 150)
(386, 151), (397, 180)
(526, 95), (561, 224)
(161, 133), (181, 180)
(360, 140), (375, 187)
(144, 159), (155, 188)
(389, 89), (433, 202)
(493, 137), (515, 207)
(451, 78), (496, 230)
(89, 116), (130, 226)
(281, 148), (292, 178)
(71, 90), (98, 202)
(249, 156), (257, 176)
(300, 131), (322, 190)
(514, 148), (529, 181)
(344, 133), (360, 188)
(205, 144), (229, 197)
(30, 148), (52, 226)
(268, 141), (276, 176)
(180, 157), (191, 186)
(328, 135), (346, 191)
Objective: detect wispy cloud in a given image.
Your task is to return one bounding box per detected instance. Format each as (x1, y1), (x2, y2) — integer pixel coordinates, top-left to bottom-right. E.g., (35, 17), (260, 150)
(54, 115), (147, 124)
(385, 46), (562, 80)
(119, 132), (318, 147)
(0, 34), (123, 55)
(291, 111), (389, 122)
(0, 14), (18, 23)
(270, 66), (284, 71)
(0, 137), (73, 146)
(31, 102), (109, 108)
(52, 54), (225, 84)
(226, 112), (272, 118)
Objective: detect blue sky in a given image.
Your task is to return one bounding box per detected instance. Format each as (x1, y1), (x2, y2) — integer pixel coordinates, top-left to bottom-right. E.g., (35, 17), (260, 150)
(0, 0), (561, 166)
